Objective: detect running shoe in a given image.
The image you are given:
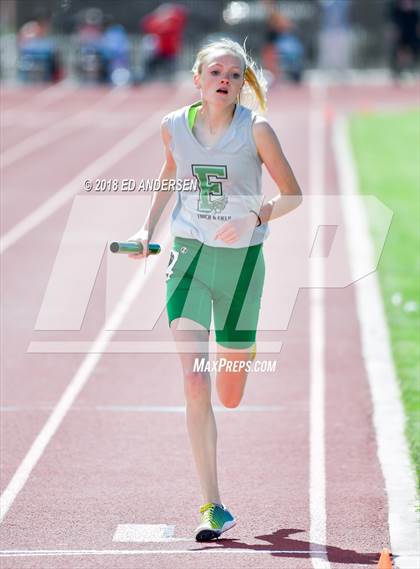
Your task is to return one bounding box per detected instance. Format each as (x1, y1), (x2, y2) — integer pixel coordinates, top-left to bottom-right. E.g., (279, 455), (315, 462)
(195, 502), (236, 541)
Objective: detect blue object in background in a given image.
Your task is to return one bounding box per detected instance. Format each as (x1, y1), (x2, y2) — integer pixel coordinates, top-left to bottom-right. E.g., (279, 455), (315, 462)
(100, 25), (131, 85)
(275, 33), (305, 82)
(19, 38), (58, 82)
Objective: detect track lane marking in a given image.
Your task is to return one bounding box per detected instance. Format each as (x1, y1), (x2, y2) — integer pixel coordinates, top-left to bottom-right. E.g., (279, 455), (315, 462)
(0, 82), (192, 253)
(309, 78), (331, 569)
(0, 89), (129, 169)
(27, 341), (282, 353)
(0, 225), (171, 523)
(333, 114), (419, 569)
(113, 524), (182, 542)
(0, 82), (71, 115)
(0, 405), (284, 413)
(0, 105), (166, 254)
(0, 81), (225, 524)
(0, 548), (328, 557)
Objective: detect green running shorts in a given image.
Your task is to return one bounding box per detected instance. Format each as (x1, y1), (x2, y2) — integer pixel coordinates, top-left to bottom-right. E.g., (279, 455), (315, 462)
(166, 237), (265, 349)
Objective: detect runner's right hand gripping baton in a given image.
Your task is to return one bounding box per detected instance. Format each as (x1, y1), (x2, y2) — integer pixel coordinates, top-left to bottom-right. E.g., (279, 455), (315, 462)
(110, 242), (161, 255)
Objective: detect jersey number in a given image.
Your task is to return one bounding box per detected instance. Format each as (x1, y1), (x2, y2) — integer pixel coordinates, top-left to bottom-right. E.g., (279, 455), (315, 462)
(192, 165), (228, 214)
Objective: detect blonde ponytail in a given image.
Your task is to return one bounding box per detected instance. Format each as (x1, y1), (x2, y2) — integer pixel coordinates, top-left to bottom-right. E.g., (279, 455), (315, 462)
(242, 61), (267, 113)
(192, 38), (267, 113)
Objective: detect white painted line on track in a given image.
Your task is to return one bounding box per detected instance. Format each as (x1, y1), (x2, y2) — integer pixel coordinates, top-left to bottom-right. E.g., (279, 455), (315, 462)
(1, 82), (71, 115)
(309, 78), (331, 569)
(0, 405), (284, 413)
(0, 549), (328, 557)
(113, 524), (181, 542)
(0, 226), (172, 523)
(1, 111), (63, 128)
(95, 405), (284, 413)
(333, 114), (419, 569)
(0, 105), (165, 254)
(27, 341), (282, 353)
(1, 111), (145, 129)
(0, 88), (129, 169)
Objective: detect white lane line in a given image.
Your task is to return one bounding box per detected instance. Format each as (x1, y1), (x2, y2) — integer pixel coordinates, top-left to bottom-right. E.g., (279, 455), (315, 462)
(0, 549), (327, 557)
(333, 115), (419, 569)
(113, 524), (184, 542)
(0, 405), (284, 413)
(2, 111), (151, 129)
(27, 341), (282, 353)
(0, 227), (172, 523)
(1, 82), (70, 115)
(1, 111), (63, 128)
(309, 79), (331, 569)
(0, 106), (164, 254)
(95, 405), (284, 413)
(0, 89), (129, 169)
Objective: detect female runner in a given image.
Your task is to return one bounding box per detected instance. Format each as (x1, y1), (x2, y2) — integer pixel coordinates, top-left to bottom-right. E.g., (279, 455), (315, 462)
(128, 38), (302, 542)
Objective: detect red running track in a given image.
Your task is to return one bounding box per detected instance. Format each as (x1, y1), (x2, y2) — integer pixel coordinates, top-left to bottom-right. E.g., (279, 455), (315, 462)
(0, 80), (418, 569)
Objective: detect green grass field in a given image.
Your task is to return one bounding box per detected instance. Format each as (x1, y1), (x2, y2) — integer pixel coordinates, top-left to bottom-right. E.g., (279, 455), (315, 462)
(350, 110), (420, 493)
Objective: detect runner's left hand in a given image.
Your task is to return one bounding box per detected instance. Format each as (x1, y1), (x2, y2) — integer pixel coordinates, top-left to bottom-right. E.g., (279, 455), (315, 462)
(214, 213), (258, 245)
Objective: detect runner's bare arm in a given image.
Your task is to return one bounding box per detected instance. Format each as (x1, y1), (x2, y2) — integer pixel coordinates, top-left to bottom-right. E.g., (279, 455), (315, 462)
(127, 121), (177, 256)
(252, 118), (302, 224)
(139, 121), (177, 238)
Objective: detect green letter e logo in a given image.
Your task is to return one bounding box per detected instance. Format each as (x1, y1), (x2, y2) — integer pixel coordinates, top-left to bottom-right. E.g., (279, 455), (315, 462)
(192, 164), (228, 213)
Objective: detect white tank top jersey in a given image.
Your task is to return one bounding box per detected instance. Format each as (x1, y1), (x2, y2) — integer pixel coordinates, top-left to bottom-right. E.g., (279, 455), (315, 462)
(162, 103), (269, 248)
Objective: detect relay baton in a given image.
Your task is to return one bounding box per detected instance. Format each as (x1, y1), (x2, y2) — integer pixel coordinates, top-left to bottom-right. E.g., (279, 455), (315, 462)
(110, 241), (161, 255)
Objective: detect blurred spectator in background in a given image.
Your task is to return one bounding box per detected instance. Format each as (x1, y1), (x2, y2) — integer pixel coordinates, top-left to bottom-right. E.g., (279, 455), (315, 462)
(260, 0), (292, 80)
(101, 22), (131, 86)
(140, 2), (188, 80)
(317, 0), (352, 72)
(388, 0), (420, 77)
(74, 7), (106, 84)
(18, 9), (62, 83)
(75, 10), (131, 86)
(76, 7), (103, 43)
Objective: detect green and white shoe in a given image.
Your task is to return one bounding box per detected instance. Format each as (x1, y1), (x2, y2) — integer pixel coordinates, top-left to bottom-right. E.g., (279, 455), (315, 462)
(195, 502), (236, 542)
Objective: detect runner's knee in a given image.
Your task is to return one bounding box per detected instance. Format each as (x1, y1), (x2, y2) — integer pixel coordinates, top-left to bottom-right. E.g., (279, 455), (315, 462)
(184, 371), (210, 404)
(220, 396), (241, 409)
(217, 371), (246, 409)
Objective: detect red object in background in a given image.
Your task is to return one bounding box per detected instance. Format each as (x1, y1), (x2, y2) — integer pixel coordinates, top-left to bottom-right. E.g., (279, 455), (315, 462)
(141, 3), (187, 57)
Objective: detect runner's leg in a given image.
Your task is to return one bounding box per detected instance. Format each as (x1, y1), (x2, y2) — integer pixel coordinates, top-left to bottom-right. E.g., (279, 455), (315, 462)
(216, 344), (254, 408)
(170, 317), (222, 505)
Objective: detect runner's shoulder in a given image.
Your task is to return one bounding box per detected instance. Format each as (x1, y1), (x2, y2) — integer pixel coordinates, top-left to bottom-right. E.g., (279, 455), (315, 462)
(161, 105), (188, 132)
(252, 115), (277, 143)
